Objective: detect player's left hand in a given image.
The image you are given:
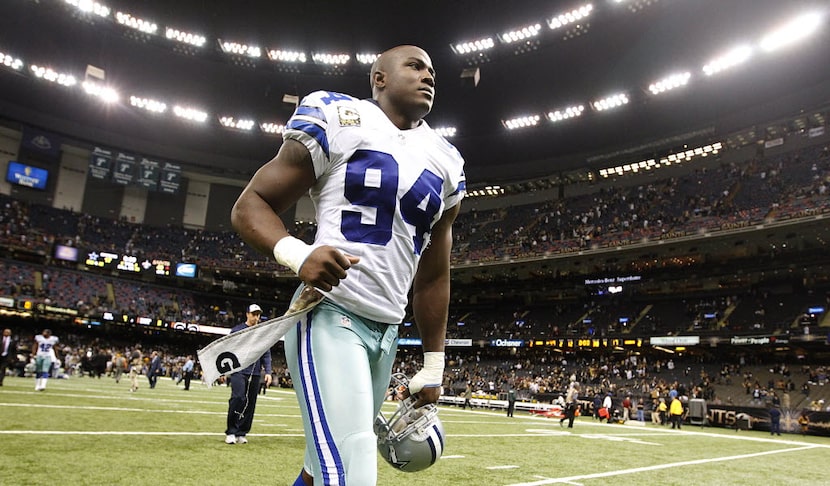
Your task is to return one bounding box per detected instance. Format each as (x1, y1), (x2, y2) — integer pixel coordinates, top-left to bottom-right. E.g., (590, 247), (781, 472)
(264, 374), (273, 386)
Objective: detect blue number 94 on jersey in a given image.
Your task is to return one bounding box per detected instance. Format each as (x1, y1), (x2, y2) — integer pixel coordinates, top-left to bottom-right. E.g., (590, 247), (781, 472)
(374, 373), (445, 472)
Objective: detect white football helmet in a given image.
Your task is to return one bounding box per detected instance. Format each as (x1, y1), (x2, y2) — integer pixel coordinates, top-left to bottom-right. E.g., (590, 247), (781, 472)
(375, 373), (445, 472)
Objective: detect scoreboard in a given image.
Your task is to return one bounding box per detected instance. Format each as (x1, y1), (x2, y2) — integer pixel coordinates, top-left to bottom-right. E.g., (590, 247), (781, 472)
(80, 250), (183, 277)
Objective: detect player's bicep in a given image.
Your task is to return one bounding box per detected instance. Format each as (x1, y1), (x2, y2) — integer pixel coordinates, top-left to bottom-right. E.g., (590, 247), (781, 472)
(245, 139), (316, 215)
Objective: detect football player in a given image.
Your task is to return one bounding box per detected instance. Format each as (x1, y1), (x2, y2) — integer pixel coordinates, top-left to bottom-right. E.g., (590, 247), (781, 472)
(232, 45), (464, 485)
(32, 328), (59, 391)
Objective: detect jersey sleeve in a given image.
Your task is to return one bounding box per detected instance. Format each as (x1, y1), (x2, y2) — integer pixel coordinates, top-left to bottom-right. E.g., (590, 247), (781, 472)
(283, 90), (357, 178)
(440, 138), (466, 210)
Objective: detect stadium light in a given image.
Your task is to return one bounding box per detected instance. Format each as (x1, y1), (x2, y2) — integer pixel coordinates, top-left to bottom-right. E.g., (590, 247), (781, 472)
(30, 65), (76, 87)
(702, 45), (752, 76)
(219, 116), (255, 131)
(219, 40), (261, 58)
(165, 28), (206, 48)
(173, 105), (208, 123)
(63, 0), (110, 18)
(592, 93), (628, 111)
(499, 23), (542, 44)
(82, 80), (119, 103)
(0, 50), (24, 71)
(548, 4), (593, 30)
(547, 104), (585, 122)
(260, 122), (285, 135)
(648, 72), (691, 95)
(598, 141), (723, 179)
(451, 37), (495, 55)
(502, 115), (541, 130)
(356, 53), (379, 65)
(311, 52), (350, 65)
(268, 49), (307, 63)
(130, 95), (167, 114)
(433, 126), (457, 138)
(115, 11), (157, 35)
(759, 12), (823, 52)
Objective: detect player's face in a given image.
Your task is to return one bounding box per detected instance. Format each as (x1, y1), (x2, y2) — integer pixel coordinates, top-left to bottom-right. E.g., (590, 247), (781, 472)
(384, 47), (436, 119)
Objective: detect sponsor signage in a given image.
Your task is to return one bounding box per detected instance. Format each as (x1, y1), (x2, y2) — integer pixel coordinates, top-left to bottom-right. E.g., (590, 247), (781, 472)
(730, 336), (789, 345)
(490, 338), (525, 347)
(585, 275), (642, 285)
(650, 336), (700, 346)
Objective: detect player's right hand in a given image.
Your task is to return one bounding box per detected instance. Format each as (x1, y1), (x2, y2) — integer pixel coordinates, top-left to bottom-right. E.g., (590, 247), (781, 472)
(298, 245), (359, 291)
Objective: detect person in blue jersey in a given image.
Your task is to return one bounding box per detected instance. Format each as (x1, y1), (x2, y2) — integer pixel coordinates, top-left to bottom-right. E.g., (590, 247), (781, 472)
(232, 45), (465, 485)
(224, 304), (273, 444)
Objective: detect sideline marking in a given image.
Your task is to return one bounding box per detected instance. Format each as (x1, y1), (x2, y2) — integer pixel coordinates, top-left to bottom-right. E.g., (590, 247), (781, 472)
(0, 430), (304, 437)
(488, 465), (520, 470)
(0, 402), (301, 418)
(441, 455), (465, 459)
(505, 445), (820, 486)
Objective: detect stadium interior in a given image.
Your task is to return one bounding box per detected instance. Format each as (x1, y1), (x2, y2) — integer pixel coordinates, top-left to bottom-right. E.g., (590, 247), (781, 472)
(0, 0), (829, 422)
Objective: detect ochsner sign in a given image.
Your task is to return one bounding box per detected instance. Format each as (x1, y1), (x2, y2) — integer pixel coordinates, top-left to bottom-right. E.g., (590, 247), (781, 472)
(490, 339), (525, 347)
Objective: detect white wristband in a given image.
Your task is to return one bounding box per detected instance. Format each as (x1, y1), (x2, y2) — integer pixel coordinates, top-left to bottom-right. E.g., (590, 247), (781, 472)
(408, 351), (445, 394)
(272, 236), (316, 275)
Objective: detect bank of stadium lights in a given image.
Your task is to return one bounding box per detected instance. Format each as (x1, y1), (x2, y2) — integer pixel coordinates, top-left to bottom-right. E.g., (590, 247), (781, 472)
(0, 51), (24, 71)
(219, 40), (261, 58)
(129, 96), (166, 114)
(592, 93), (628, 111)
(702, 45), (752, 76)
(63, 0), (110, 18)
(548, 104), (584, 122)
(433, 127), (457, 138)
(260, 122), (285, 135)
(759, 12), (823, 52)
(82, 81), (118, 103)
(648, 72), (691, 95)
(499, 24), (542, 43)
(173, 105), (208, 123)
(597, 142), (722, 179)
(219, 116), (255, 131)
(548, 4), (593, 30)
(502, 115), (541, 130)
(115, 11), (157, 35)
(356, 53), (379, 65)
(312, 52), (351, 65)
(268, 50), (307, 63)
(467, 185), (505, 198)
(30, 65), (76, 87)
(451, 37), (495, 55)
(166, 28), (206, 48)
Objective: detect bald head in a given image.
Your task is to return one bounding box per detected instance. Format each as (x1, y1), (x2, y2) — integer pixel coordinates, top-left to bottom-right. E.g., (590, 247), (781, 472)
(370, 45), (431, 95)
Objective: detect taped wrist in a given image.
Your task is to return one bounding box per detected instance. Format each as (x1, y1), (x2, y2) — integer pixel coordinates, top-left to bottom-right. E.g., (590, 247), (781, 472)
(408, 351), (445, 394)
(272, 236), (316, 275)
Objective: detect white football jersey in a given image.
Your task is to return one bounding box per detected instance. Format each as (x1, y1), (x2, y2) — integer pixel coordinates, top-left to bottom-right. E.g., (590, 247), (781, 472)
(35, 335), (59, 357)
(283, 91), (466, 323)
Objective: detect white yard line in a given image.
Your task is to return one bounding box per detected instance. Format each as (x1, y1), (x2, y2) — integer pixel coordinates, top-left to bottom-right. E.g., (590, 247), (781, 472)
(505, 445), (820, 486)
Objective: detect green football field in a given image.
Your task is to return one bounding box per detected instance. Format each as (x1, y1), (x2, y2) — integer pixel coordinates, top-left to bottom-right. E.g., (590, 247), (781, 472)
(1, 375), (828, 485)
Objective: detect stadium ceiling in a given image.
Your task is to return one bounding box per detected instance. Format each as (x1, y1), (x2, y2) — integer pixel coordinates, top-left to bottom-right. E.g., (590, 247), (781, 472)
(0, 0), (828, 184)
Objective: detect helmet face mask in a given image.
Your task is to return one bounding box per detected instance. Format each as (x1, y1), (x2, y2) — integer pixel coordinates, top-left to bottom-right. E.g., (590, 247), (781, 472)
(375, 373), (445, 472)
